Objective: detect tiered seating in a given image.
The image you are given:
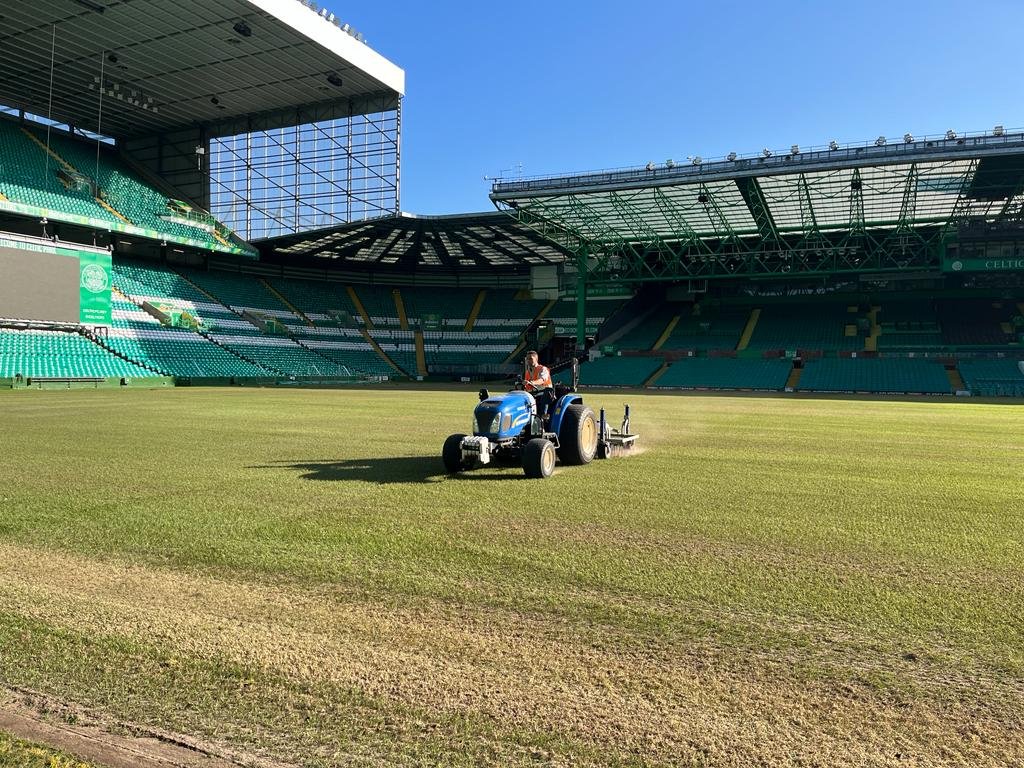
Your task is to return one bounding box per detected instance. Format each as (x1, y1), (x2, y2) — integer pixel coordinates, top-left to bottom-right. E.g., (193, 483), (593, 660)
(747, 303), (862, 351)
(938, 299), (1016, 347)
(545, 297), (626, 337)
(662, 304), (749, 351)
(399, 286), (520, 369)
(655, 358), (791, 390)
(614, 305), (679, 351)
(0, 328), (157, 379)
(467, 288), (548, 363)
(566, 356), (662, 387)
(958, 359), (1024, 397)
(107, 293), (270, 378)
(263, 278), (395, 376)
(475, 290), (548, 326)
(876, 300), (944, 350)
(183, 271), (292, 318)
(0, 120), (120, 224)
(798, 359), (952, 394)
(38, 128), (227, 250)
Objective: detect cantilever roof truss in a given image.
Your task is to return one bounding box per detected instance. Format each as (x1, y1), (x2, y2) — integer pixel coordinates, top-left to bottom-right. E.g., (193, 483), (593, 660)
(490, 132), (1024, 283)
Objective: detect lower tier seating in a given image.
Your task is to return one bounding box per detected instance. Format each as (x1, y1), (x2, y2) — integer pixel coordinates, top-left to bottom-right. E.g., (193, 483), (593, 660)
(655, 358), (792, 390)
(0, 329), (158, 379)
(560, 356), (663, 387)
(798, 358), (952, 394)
(957, 358), (1024, 397)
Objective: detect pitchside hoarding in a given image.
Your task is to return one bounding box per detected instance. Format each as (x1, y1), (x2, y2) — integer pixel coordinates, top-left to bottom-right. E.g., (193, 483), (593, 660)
(0, 237), (112, 325)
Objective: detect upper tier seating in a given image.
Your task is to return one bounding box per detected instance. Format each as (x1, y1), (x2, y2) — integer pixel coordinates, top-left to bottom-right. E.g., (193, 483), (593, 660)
(614, 305), (679, 351)
(545, 297), (626, 337)
(0, 120), (251, 254)
(798, 358), (952, 394)
(38, 128), (230, 251)
(662, 304), (749, 351)
(746, 303), (862, 351)
(0, 120), (121, 224)
(937, 299), (1016, 347)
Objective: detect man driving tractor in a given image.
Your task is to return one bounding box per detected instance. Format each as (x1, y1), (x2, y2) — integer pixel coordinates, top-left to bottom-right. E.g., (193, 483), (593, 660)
(523, 350), (553, 419)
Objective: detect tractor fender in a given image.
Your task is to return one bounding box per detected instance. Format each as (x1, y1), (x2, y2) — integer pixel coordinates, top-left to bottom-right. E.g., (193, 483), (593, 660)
(548, 394), (584, 437)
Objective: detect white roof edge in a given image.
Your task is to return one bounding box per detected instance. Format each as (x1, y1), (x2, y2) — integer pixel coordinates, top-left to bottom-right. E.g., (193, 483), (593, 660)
(242, 0), (405, 96)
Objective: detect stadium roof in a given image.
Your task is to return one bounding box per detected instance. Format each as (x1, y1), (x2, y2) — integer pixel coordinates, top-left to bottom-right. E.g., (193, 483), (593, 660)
(490, 129), (1024, 248)
(259, 212), (571, 270)
(0, 0), (404, 140)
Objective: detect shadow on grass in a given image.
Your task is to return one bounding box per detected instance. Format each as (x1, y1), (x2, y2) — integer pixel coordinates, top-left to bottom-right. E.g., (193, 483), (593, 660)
(251, 456), (527, 484)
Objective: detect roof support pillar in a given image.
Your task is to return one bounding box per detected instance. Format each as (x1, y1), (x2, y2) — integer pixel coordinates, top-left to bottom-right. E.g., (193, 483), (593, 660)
(576, 243), (588, 349)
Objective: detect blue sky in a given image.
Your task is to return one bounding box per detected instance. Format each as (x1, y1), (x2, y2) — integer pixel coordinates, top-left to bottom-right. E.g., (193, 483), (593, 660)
(349, 0), (1024, 215)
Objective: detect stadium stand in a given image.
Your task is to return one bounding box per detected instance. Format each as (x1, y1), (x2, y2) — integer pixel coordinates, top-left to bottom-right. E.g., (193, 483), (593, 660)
(614, 305), (680, 351)
(0, 328), (157, 380)
(545, 297), (626, 337)
(655, 358), (792, 390)
(745, 302), (863, 352)
(111, 261), (350, 378)
(557, 356), (663, 387)
(661, 304), (749, 351)
(25, 126), (249, 254)
(797, 358), (953, 394)
(957, 358), (1024, 397)
(937, 299), (1017, 347)
(0, 120), (120, 224)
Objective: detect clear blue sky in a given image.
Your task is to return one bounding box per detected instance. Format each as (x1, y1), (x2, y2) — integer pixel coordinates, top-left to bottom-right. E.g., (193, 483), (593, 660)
(348, 0), (1024, 215)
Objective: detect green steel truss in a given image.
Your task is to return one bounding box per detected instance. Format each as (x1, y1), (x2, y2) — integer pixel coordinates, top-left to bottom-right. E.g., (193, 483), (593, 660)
(491, 147), (1024, 344)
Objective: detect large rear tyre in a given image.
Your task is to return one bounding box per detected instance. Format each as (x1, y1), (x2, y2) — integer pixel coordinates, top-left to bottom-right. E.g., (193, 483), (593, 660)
(522, 438), (556, 479)
(442, 433), (473, 474)
(558, 404), (598, 465)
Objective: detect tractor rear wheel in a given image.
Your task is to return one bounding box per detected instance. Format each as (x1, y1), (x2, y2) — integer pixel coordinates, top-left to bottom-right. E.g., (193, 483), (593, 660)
(442, 433), (473, 473)
(522, 438), (556, 479)
(558, 404), (598, 465)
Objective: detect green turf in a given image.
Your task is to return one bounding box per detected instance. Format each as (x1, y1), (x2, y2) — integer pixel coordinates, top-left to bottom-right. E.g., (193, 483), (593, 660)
(0, 730), (96, 768)
(0, 387), (1022, 766)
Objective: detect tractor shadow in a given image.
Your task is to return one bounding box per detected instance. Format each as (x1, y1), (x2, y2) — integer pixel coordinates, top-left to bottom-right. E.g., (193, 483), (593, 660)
(252, 457), (526, 484)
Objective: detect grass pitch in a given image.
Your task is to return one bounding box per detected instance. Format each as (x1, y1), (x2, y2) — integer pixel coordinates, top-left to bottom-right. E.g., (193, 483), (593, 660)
(0, 387), (1022, 767)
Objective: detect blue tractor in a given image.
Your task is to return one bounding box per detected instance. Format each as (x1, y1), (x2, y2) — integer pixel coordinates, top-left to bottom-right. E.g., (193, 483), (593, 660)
(442, 360), (637, 479)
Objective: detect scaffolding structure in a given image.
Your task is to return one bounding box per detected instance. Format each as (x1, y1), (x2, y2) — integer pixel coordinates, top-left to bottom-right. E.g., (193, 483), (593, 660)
(210, 105), (400, 241)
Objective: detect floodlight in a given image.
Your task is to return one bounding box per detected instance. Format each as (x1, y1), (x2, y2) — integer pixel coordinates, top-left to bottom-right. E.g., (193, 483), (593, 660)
(232, 20), (252, 37)
(665, 159), (675, 168)
(762, 148), (772, 158)
(946, 130), (957, 140)
(726, 152), (737, 161)
(691, 156), (702, 165)
(790, 144), (800, 155)
(875, 136), (887, 146)
(645, 162), (655, 171)
(903, 133), (914, 143)
(327, 72), (344, 87)
(994, 125), (1005, 136)
(828, 140), (839, 151)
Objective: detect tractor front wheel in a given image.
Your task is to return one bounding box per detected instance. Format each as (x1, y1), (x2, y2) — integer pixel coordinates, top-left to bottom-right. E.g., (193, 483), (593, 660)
(558, 404), (598, 465)
(443, 433), (473, 474)
(522, 438), (556, 479)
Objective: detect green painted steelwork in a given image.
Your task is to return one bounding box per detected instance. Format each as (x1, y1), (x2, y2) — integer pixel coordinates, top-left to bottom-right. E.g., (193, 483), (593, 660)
(492, 143), (1024, 343)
